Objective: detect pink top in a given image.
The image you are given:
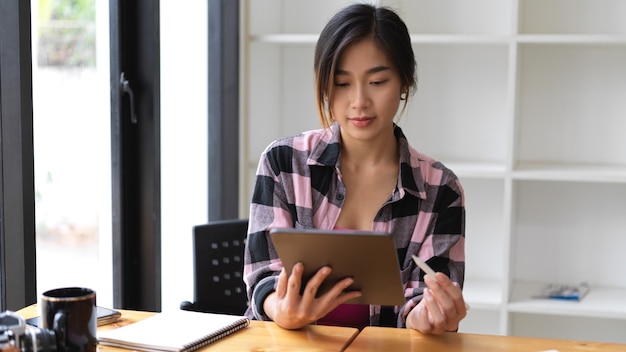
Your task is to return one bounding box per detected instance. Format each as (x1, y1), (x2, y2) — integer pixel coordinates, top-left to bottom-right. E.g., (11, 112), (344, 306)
(317, 303), (370, 330)
(316, 227), (370, 330)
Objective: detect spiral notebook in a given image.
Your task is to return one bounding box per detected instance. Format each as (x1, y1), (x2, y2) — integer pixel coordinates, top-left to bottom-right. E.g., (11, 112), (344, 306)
(98, 310), (250, 352)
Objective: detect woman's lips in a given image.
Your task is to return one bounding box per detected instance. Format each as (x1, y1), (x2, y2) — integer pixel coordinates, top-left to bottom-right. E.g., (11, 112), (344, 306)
(349, 117), (374, 127)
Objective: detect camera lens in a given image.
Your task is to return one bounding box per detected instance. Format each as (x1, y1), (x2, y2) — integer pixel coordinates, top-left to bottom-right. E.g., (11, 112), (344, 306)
(0, 311), (58, 352)
(21, 328), (57, 352)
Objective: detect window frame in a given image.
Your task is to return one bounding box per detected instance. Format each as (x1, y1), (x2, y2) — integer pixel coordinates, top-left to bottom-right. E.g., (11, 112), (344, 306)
(0, 0), (37, 311)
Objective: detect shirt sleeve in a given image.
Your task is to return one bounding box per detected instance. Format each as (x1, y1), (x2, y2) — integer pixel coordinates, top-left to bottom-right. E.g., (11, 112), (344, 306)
(243, 146), (295, 320)
(399, 167), (466, 327)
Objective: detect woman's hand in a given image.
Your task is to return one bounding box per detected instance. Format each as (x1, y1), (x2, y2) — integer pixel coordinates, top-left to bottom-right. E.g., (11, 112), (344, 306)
(264, 263), (362, 329)
(406, 273), (467, 334)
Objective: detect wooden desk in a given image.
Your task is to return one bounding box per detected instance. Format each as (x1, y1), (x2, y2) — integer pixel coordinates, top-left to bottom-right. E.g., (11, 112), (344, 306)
(344, 326), (626, 352)
(17, 305), (359, 352)
(19, 305), (626, 351)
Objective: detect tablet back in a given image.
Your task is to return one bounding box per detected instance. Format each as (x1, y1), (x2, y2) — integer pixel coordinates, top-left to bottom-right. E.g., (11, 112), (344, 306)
(269, 228), (405, 306)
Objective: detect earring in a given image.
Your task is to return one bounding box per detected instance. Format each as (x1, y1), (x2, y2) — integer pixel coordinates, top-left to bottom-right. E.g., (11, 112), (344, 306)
(400, 91), (408, 100)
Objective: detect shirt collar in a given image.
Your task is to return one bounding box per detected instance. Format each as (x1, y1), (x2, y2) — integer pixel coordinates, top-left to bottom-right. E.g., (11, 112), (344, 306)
(307, 122), (342, 168)
(307, 122), (426, 200)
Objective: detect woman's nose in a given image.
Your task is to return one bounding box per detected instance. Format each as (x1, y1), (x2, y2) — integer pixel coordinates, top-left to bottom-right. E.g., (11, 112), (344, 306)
(351, 85), (369, 108)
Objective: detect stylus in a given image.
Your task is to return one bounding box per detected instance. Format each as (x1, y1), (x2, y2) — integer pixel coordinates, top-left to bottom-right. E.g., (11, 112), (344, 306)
(412, 255), (470, 311)
(412, 255), (436, 277)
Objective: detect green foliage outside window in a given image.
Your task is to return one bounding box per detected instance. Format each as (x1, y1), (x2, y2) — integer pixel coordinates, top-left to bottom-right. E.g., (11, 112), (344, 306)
(37, 0), (96, 67)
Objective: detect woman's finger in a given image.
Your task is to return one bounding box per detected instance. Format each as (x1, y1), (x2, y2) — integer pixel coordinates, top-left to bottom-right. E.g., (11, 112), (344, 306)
(440, 278), (467, 318)
(426, 275), (455, 314)
(285, 262), (305, 302)
(430, 274), (467, 319)
(300, 265), (331, 306)
(412, 294), (435, 333)
(326, 276), (361, 304)
(423, 288), (447, 334)
(275, 267), (288, 298)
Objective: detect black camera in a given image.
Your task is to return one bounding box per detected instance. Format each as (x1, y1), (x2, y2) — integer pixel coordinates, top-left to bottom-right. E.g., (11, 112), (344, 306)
(0, 311), (58, 352)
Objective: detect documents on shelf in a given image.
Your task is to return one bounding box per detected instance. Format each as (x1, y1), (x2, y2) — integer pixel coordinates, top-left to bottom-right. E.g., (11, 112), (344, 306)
(98, 310), (250, 352)
(532, 282), (590, 301)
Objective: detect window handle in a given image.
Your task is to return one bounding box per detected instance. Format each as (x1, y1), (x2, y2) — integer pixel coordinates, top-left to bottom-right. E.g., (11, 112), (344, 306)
(120, 72), (138, 124)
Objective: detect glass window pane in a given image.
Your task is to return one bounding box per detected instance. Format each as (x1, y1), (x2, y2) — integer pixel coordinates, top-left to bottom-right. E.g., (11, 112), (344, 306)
(31, 0), (112, 307)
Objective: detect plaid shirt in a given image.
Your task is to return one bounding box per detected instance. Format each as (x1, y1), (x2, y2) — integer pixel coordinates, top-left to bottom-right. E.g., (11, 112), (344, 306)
(244, 123), (465, 327)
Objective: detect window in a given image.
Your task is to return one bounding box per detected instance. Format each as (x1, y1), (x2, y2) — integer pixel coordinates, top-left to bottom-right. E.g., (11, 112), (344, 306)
(1, 0), (238, 312)
(31, 0), (113, 306)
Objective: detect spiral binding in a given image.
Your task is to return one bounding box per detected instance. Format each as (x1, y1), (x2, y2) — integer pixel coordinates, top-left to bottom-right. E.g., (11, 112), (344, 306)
(181, 318), (250, 352)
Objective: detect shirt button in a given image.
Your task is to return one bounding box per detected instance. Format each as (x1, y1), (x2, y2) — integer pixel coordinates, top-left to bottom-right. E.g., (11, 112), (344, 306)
(336, 194), (344, 201)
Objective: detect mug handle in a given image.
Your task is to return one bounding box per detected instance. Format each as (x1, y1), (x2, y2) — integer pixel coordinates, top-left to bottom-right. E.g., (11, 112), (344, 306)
(53, 310), (67, 348)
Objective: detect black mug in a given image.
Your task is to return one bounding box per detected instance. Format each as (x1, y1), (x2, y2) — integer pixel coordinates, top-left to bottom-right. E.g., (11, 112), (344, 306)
(41, 287), (97, 352)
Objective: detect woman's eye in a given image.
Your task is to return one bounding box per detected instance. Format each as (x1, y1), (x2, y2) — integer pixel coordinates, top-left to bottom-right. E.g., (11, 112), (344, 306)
(334, 82), (349, 87)
(371, 79), (388, 86)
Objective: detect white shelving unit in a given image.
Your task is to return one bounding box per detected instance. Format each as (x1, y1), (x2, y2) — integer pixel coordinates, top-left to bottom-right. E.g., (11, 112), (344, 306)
(240, 0), (626, 343)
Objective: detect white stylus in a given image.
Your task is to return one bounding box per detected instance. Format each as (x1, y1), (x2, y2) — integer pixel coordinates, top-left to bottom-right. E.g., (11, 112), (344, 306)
(412, 255), (436, 276)
(412, 255), (470, 310)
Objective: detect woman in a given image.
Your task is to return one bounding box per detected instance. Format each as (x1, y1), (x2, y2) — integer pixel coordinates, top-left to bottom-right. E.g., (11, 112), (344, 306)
(243, 3), (467, 334)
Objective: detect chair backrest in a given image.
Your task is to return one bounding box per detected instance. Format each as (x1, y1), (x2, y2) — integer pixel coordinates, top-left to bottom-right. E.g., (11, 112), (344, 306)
(181, 219), (249, 315)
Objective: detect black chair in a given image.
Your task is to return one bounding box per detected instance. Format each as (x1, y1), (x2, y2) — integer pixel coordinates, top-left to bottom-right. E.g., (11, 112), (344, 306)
(180, 219), (249, 315)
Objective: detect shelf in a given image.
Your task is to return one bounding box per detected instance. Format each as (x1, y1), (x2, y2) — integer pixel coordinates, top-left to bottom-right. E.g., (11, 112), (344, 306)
(508, 282), (626, 320)
(517, 34), (626, 44)
(248, 34), (318, 44)
(513, 163), (626, 183)
(409, 35), (510, 44)
(242, 0), (626, 341)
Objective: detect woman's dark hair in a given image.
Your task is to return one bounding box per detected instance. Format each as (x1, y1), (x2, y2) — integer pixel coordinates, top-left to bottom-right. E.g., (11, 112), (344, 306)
(314, 3), (417, 128)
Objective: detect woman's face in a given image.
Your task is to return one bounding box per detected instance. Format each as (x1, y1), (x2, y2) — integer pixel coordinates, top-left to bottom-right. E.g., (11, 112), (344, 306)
(330, 38), (403, 143)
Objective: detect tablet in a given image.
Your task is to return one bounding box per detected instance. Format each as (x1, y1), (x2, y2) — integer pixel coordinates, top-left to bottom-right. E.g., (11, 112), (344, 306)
(269, 228), (405, 306)
(26, 306), (121, 327)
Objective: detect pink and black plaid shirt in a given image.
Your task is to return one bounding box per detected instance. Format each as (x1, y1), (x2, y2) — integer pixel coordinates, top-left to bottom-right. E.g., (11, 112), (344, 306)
(243, 122), (465, 328)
